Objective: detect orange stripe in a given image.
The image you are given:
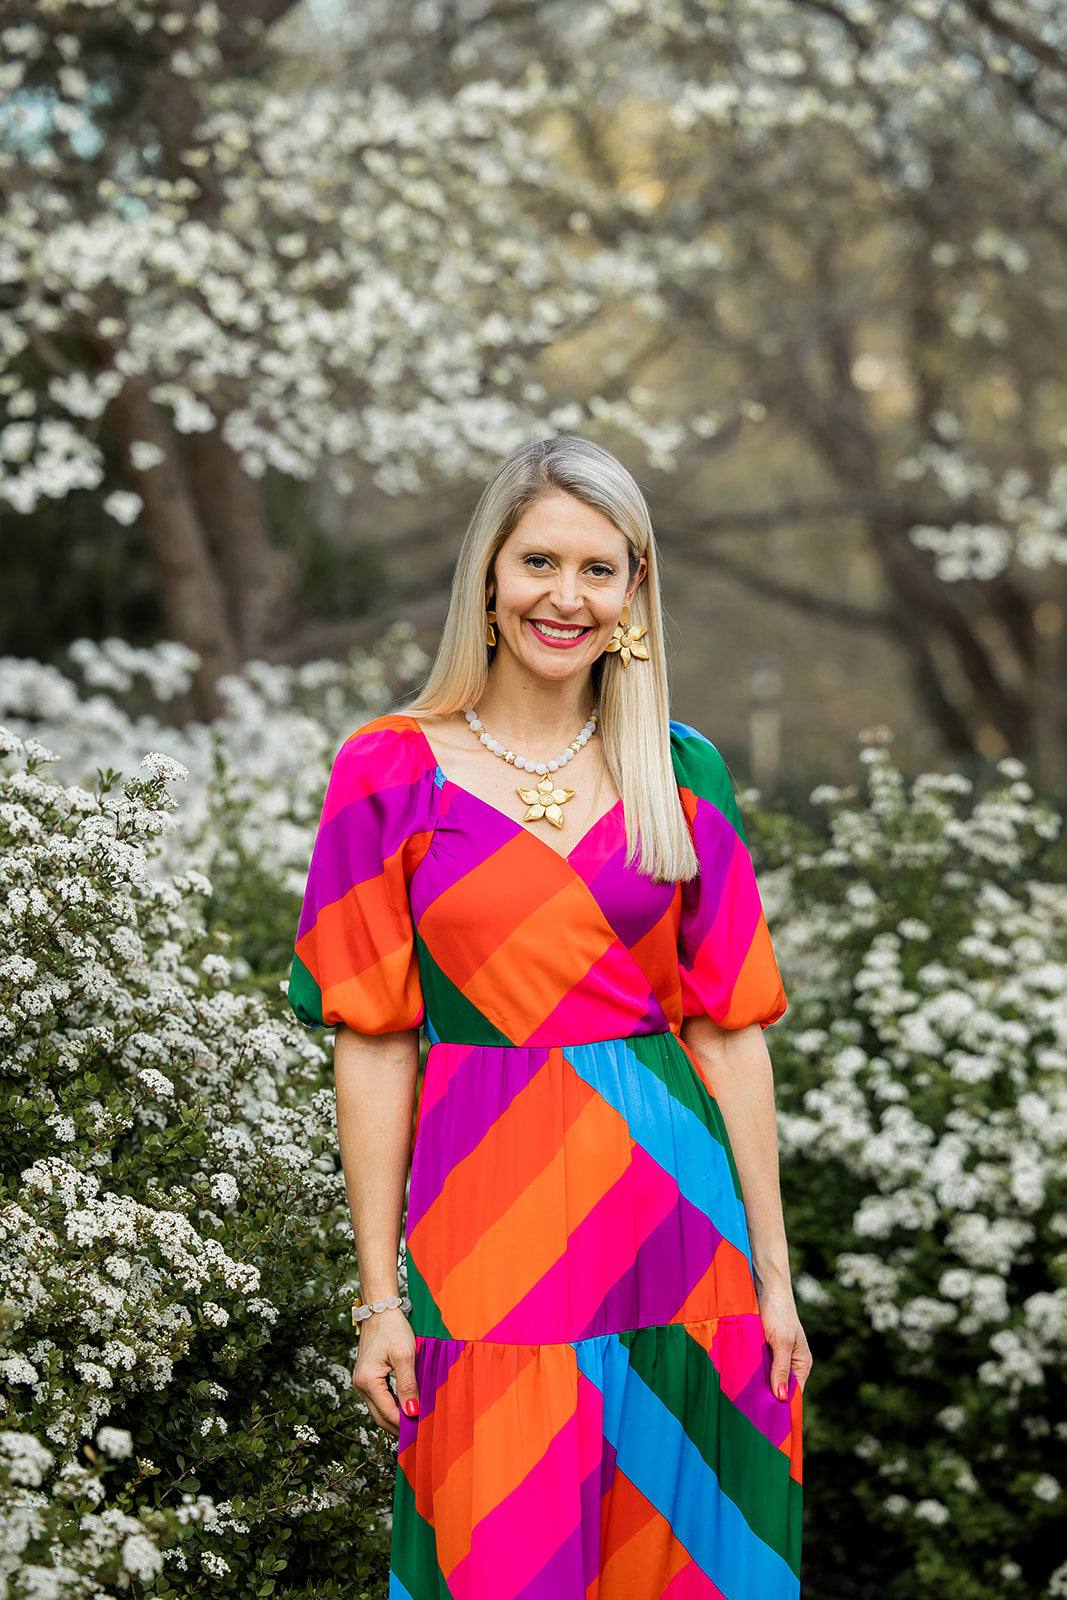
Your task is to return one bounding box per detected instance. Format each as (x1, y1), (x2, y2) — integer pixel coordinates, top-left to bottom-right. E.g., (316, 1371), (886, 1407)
(406, 1054), (596, 1278)
(671, 1239), (760, 1327)
(599, 1471), (691, 1600)
(600, 1467), (657, 1566)
(433, 1092), (634, 1336)
(298, 863), (404, 978)
(403, 1343), (540, 1529)
(434, 1344), (578, 1577)
(461, 877), (618, 1042)
(319, 944), (423, 1032)
(417, 831), (567, 989)
(782, 1385), (803, 1484)
(717, 914), (786, 1028)
(628, 893), (683, 1023)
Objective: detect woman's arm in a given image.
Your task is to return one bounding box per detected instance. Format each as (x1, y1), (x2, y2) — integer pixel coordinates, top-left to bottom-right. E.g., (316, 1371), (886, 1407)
(334, 1022), (421, 1436)
(679, 1014), (813, 1400)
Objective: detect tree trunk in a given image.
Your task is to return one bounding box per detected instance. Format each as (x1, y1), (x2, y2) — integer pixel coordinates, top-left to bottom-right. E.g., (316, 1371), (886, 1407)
(184, 421), (296, 657)
(108, 379), (239, 718)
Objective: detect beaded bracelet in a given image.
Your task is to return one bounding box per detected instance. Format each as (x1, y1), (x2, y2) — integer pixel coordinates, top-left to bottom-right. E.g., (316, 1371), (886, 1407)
(351, 1294), (412, 1328)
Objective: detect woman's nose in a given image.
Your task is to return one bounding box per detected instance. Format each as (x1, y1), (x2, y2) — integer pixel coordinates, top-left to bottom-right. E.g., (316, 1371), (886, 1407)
(550, 576), (583, 614)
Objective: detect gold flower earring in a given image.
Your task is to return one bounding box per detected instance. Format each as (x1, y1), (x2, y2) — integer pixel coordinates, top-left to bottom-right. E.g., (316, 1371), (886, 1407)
(605, 605), (649, 666)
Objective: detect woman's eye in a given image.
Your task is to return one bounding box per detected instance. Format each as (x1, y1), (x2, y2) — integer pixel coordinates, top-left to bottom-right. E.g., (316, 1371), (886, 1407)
(523, 554), (550, 569)
(589, 564), (615, 578)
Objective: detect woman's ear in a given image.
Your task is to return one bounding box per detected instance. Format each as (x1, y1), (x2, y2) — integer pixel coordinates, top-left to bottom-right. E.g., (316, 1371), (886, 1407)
(626, 556), (648, 605)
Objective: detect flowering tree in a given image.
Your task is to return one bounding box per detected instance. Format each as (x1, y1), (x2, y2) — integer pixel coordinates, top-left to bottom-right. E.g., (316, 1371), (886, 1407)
(5, 0), (1067, 761)
(0, 0), (633, 711)
(353, 0), (1067, 775)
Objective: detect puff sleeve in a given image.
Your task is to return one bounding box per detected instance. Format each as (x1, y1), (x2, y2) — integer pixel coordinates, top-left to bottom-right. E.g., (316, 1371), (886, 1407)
(288, 716), (436, 1034)
(671, 721), (787, 1030)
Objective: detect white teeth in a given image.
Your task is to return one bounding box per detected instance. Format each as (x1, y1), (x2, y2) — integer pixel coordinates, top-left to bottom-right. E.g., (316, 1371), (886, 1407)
(534, 622), (587, 639)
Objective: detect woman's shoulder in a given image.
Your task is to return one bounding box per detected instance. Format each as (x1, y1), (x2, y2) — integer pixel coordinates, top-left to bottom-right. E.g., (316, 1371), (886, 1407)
(328, 712), (437, 792)
(668, 720), (746, 838)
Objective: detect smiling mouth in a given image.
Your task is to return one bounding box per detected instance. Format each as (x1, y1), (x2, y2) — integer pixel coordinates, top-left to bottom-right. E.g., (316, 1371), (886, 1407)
(527, 619), (591, 642)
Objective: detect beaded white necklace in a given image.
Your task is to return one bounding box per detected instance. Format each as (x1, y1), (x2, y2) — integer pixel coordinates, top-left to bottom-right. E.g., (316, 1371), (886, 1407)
(463, 705), (599, 830)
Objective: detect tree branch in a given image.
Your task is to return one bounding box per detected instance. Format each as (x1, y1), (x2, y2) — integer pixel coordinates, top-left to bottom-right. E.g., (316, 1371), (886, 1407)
(663, 539), (895, 633)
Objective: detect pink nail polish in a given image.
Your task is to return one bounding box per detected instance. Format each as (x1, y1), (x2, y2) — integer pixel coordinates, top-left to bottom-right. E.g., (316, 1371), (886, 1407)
(404, 1398), (419, 1418)
(776, 1383), (788, 1402)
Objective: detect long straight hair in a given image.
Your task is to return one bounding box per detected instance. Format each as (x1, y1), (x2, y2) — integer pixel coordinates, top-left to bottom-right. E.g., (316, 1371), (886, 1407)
(407, 436), (698, 882)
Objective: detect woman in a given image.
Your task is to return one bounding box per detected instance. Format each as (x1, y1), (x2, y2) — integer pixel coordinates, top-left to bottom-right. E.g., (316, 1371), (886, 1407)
(290, 436), (811, 1600)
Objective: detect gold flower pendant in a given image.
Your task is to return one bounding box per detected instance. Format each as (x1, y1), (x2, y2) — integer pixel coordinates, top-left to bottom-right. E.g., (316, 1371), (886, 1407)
(516, 772), (576, 829)
(604, 604), (649, 666)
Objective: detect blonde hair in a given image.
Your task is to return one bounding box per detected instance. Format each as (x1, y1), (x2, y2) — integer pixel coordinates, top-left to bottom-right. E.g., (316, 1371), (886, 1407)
(407, 436), (698, 882)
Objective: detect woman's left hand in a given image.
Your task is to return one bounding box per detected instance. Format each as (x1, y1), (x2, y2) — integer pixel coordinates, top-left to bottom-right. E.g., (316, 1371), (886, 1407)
(758, 1282), (813, 1401)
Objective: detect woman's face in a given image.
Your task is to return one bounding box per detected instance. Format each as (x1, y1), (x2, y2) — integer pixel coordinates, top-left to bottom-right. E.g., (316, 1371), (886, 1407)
(488, 492), (646, 687)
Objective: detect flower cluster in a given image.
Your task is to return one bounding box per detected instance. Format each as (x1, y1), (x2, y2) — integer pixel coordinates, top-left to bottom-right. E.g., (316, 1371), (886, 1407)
(0, 708), (399, 1596)
(752, 744), (1067, 1598)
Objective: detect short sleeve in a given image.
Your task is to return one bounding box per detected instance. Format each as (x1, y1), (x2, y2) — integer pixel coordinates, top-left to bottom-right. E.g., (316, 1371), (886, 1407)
(671, 722), (787, 1030)
(288, 716), (436, 1033)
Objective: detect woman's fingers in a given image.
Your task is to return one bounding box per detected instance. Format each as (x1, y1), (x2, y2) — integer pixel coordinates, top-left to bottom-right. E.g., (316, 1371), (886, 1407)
(767, 1323), (796, 1402)
(760, 1295), (814, 1400)
(351, 1311), (418, 1436)
(356, 1363), (402, 1435)
(393, 1345), (420, 1420)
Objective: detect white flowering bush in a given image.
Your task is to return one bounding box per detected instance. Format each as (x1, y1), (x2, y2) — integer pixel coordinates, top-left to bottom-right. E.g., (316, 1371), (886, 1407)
(751, 743), (1067, 1600)
(0, 730), (399, 1598)
(0, 628), (428, 985)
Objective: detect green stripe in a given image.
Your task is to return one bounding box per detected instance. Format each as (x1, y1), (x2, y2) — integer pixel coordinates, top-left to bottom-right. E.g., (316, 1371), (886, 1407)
(404, 1249), (454, 1340)
(619, 1322), (802, 1578)
(415, 933), (512, 1046)
(288, 951), (323, 1027)
(669, 725), (747, 843)
(391, 1468), (458, 1599)
(630, 1034), (743, 1202)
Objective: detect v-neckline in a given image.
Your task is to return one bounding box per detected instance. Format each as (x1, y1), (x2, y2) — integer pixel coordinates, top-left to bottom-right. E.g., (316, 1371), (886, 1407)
(403, 715), (623, 865)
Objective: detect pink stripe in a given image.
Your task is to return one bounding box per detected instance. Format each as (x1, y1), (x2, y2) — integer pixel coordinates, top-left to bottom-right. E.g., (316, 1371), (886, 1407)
(575, 1371), (604, 1482)
(709, 1313), (764, 1402)
(447, 1412), (582, 1600)
(526, 940), (667, 1045)
(484, 1144), (678, 1343)
(662, 1558), (731, 1600)
(417, 1041), (470, 1121)
(318, 721), (431, 827)
(680, 844), (764, 1019)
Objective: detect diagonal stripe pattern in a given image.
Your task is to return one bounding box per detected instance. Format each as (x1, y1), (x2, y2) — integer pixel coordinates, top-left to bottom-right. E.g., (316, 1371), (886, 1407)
(292, 717), (800, 1597)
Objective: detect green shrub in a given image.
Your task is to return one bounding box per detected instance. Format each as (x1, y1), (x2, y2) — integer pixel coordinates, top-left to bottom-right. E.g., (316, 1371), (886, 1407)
(0, 734), (395, 1598)
(750, 744), (1067, 1600)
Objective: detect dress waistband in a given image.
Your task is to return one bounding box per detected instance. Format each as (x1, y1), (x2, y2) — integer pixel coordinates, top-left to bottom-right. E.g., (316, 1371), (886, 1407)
(423, 1024), (677, 1050)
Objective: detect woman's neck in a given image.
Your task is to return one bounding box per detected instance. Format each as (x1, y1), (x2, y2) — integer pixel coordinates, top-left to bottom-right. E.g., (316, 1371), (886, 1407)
(474, 662), (597, 753)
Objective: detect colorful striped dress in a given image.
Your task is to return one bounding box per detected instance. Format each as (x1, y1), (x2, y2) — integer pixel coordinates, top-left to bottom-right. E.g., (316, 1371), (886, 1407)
(290, 714), (803, 1600)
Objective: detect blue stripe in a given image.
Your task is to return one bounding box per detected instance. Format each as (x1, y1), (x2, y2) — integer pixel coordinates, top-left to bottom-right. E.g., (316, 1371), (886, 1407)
(568, 1040), (752, 1263)
(389, 1574), (415, 1600)
(669, 718), (708, 744)
(575, 1334), (800, 1600)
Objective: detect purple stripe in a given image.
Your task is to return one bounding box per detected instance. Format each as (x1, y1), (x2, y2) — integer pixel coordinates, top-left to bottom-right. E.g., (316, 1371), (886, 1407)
(678, 804), (741, 963)
(297, 778), (429, 940)
(407, 1045), (549, 1232)
(411, 1334), (467, 1419)
(576, 842), (677, 951)
(407, 784), (524, 921)
(579, 1463), (603, 1588)
(511, 1525), (585, 1600)
(730, 1340), (797, 1449)
(576, 1194), (724, 1340)
(599, 1436), (617, 1498)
